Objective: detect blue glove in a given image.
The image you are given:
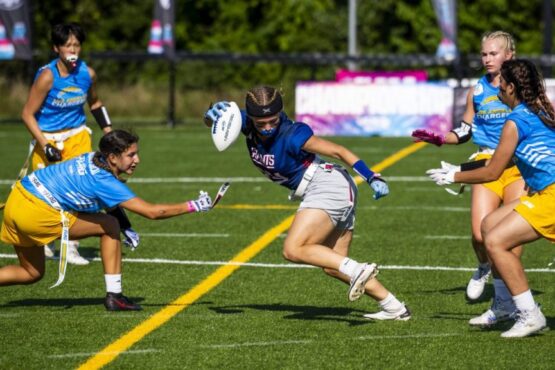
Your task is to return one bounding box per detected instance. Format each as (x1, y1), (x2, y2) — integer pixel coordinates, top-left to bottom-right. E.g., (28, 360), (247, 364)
(122, 228), (140, 251)
(203, 101), (230, 126)
(369, 177), (389, 200)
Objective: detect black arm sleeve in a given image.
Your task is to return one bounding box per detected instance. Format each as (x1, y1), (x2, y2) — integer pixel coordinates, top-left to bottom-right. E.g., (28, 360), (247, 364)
(460, 159), (487, 171)
(107, 206), (131, 229)
(91, 106), (112, 129)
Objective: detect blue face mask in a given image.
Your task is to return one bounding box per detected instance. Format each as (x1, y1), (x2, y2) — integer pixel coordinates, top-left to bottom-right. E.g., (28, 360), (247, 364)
(259, 127), (277, 137)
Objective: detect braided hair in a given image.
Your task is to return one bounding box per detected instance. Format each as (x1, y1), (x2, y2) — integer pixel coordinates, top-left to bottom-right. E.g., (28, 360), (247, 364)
(246, 86), (281, 106)
(500, 59), (555, 127)
(93, 129), (139, 180)
(481, 30), (516, 56)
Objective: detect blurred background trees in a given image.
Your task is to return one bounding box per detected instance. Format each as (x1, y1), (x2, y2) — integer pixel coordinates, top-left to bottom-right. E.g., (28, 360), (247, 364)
(0, 0), (550, 122)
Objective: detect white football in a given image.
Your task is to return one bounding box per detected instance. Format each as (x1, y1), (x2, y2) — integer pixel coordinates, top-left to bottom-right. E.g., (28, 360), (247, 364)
(211, 101), (242, 152)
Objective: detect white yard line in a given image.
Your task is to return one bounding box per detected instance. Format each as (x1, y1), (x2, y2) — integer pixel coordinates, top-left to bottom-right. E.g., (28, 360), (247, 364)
(202, 333), (462, 349)
(141, 233), (229, 237)
(0, 253), (553, 272)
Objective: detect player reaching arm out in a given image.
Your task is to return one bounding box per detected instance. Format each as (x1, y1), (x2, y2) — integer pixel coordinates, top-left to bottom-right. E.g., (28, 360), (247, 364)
(427, 59), (554, 338)
(0, 130), (212, 311)
(21, 23), (116, 264)
(414, 33), (526, 321)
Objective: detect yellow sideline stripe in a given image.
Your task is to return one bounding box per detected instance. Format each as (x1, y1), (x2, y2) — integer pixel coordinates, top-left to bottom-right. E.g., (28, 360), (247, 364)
(78, 141), (426, 370)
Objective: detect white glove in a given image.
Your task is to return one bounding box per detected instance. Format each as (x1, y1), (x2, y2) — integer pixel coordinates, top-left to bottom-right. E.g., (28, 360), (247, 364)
(122, 228), (140, 251)
(188, 191), (212, 212)
(426, 161), (459, 185)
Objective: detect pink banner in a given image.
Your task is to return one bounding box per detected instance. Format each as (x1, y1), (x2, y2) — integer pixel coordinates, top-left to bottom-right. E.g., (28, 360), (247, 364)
(295, 81), (453, 137)
(335, 69), (428, 84)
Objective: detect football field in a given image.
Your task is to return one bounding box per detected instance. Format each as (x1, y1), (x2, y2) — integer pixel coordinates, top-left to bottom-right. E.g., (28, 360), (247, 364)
(0, 124), (553, 369)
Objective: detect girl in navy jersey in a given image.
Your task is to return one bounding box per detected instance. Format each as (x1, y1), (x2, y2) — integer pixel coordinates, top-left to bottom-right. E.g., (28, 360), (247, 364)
(428, 59), (554, 337)
(205, 86), (410, 321)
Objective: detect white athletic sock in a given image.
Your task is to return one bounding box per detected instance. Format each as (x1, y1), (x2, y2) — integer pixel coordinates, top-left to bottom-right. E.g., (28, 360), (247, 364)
(338, 257), (360, 279)
(512, 289), (536, 312)
(493, 278), (512, 302)
(105, 274), (122, 294)
(379, 293), (404, 313)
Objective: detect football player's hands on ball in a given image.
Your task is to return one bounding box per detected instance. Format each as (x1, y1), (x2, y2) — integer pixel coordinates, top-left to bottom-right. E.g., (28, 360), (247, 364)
(187, 191), (212, 213)
(203, 101), (231, 127)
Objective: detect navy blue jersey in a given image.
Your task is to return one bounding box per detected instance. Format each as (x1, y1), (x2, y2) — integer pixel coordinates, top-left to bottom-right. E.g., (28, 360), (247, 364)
(241, 111), (315, 190)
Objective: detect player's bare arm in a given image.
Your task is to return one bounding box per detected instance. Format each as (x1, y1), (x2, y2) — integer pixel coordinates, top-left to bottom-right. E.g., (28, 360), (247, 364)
(21, 69), (54, 149)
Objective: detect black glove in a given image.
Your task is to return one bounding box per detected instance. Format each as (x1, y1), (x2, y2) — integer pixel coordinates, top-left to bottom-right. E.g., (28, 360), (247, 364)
(44, 144), (62, 162)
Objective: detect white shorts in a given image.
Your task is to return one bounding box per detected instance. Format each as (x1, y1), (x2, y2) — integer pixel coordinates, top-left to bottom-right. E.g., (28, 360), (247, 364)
(298, 165), (357, 230)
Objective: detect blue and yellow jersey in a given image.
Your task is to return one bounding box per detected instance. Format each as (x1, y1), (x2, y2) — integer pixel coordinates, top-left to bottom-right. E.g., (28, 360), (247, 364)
(510, 103), (555, 192)
(34, 58), (91, 132)
(241, 112), (315, 190)
(472, 75), (512, 148)
(20, 152), (135, 213)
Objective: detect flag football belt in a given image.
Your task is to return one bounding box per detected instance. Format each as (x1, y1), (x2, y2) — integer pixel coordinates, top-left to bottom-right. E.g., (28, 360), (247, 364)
(28, 173), (70, 289)
(289, 157), (335, 201)
(43, 125), (91, 150)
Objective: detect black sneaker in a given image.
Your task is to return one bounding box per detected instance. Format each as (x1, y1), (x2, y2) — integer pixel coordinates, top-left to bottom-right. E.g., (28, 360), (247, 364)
(104, 292), (142, 311)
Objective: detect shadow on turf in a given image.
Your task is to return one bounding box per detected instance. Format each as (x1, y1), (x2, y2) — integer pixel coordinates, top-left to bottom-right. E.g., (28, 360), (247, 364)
(209, 303), (376, 326)
(1, 296), (144, 309)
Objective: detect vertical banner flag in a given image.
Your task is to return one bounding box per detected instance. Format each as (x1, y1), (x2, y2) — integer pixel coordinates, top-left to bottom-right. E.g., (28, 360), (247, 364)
(148, 0), (175, 57)
(432, 0), (457, 61)
(0, 0), (31, 60)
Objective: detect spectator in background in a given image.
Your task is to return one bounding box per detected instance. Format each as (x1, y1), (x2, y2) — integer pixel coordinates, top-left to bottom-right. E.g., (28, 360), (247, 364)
(412, 31), (525, 327)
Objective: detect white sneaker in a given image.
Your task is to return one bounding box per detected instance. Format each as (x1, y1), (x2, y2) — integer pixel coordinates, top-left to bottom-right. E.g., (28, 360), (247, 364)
(348, 263), (378, 302)
(501, 305), (547, 338)
(466, 264), (491, 300)
(469, 299), (515, 327)
(44, 243), (55, 258)
(364, 305), (411, 321)
(66, 242), (89, 265)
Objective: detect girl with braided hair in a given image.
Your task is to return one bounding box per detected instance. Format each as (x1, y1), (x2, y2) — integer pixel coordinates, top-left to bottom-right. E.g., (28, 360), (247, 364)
(204, 86), (411, 321)
(415, 32), (525, 307)
(427, 59), (554, 337)
(0, 130), (213, 311)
